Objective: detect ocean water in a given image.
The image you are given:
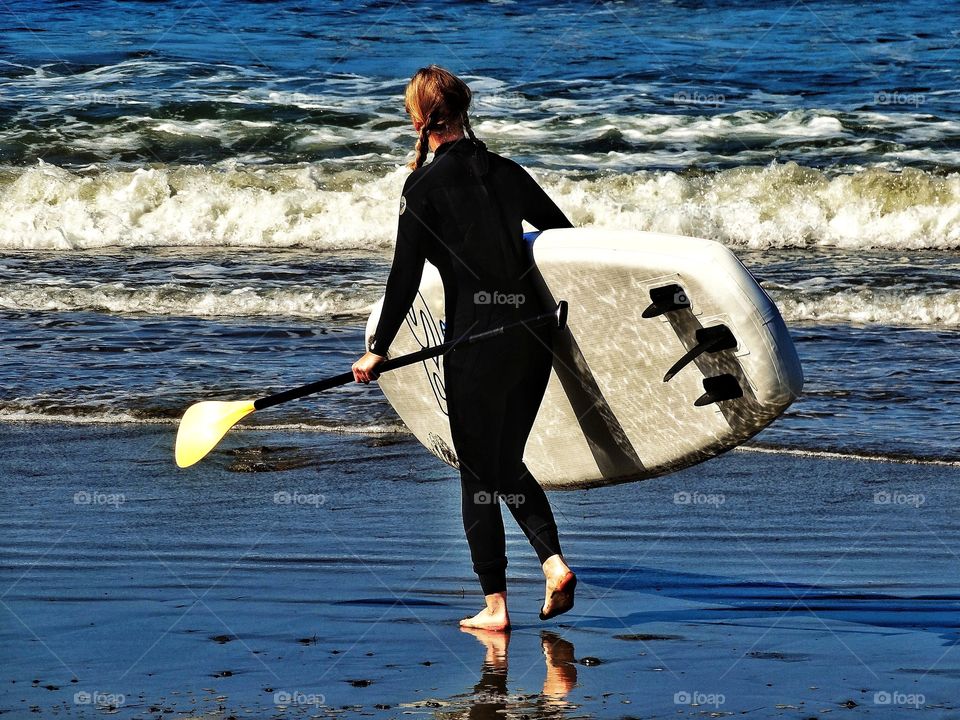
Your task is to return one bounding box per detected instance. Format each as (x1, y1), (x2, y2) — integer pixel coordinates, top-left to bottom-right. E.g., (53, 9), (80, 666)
(1, 0), (959, 462)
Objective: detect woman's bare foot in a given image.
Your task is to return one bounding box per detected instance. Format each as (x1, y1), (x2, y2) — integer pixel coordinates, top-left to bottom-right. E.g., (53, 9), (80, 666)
(460, 591), (511, 631)
(540, 554), (576, 620)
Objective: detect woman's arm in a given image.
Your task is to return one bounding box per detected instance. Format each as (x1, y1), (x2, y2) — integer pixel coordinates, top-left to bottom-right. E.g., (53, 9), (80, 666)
(367, 178), (430, 359)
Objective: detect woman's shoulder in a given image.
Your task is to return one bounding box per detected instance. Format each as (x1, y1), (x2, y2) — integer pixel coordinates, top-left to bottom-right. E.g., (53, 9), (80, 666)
(403, 163), (431, 185)
(486, 151), (543, 191)
(401, 164), (434, 204)
(483, 149), (530, 182)
(483, 147), (518, 167)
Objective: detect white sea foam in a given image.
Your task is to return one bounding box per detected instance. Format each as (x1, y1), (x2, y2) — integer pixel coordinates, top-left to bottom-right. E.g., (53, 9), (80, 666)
(0, 281), (377, 318)
(2, 160), (960, 252)
(0, 406), (407, 435)
(547, 163), (960, 250)
(769, 286), (960, 327)
(736, 444), (960, 467)
(0, 409), (171, 425)
(0, 161), (408, 251)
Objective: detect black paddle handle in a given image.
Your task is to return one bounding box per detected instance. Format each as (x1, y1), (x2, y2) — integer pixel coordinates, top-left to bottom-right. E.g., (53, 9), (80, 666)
(254, 301), (568, 411)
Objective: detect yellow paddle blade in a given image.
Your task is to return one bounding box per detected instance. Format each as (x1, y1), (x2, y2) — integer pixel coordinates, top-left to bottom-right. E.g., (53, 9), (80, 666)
(175, 400), (257, 468)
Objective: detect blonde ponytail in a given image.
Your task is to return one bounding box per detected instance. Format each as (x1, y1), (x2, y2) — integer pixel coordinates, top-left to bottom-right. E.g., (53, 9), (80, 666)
(404, 65), (477, 170)
(461, 111), (478, 142)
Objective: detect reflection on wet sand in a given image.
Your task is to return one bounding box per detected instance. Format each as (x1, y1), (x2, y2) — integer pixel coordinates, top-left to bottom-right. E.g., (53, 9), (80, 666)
(540, 632), (578, 702)
(441, 628), (579, 720)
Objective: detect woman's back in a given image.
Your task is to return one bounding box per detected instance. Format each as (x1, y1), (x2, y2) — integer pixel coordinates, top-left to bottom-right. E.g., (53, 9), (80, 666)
(370, 138), (571, 354)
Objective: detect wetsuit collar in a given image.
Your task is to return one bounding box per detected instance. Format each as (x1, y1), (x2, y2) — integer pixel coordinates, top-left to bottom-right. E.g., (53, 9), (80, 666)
(434, 137), (485, 156)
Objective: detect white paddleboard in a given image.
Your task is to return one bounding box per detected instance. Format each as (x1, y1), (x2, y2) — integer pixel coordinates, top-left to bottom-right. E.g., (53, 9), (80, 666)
(365, 228), (803, 489)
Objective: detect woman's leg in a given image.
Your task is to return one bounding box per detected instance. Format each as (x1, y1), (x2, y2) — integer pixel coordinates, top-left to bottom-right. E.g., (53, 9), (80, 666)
(498, 331), (562, 563)
(497, 328), (575, 619)
(446, 345), (512, 629)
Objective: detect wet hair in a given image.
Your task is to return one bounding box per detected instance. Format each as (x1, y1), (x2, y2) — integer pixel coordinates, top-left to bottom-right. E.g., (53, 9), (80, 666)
(404, 65), (479, 170)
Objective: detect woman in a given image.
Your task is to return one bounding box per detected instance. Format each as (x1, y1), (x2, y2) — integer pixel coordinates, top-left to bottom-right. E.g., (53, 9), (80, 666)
(352, 65), (576, 631)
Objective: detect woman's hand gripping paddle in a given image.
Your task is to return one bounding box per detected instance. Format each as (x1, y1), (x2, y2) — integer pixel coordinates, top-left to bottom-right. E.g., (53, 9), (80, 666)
(174, 301), (568, 468)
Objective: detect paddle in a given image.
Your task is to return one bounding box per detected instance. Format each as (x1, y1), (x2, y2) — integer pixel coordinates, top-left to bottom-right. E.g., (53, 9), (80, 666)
(174, 301), (568, 468)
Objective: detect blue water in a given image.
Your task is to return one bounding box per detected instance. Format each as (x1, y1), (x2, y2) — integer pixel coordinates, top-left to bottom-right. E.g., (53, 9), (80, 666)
(2, 0), (960, 169)
(0, 0), (958, 461)
(4, 5), (960, 719)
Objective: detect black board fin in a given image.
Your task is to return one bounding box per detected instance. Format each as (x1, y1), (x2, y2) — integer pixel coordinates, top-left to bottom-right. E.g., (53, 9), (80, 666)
(663, 325), (737, 382)
(695, 374), (744, 406)
(642, 284), (690, 318)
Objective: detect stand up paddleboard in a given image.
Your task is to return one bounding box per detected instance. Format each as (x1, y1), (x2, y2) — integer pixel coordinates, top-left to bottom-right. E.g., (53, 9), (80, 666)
(365, 228), (803, 489)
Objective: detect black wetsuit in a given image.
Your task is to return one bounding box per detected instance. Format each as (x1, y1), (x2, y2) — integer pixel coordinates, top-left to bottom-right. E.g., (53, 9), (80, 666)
(370, 138), (573, 595)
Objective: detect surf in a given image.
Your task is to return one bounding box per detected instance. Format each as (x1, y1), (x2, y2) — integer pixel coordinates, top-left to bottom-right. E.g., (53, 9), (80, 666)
(3, 160), (960, 251)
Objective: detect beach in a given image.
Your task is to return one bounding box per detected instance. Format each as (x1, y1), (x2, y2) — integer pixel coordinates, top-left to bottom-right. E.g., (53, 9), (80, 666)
(2, 423), (958, 717)
(3, 0), (960, 717)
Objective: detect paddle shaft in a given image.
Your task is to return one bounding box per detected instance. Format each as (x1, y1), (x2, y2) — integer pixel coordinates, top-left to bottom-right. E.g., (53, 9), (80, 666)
(253, 301), (568, 411)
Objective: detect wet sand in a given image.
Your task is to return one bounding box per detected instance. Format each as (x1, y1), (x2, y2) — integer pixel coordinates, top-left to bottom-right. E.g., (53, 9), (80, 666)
(2, 423), (959, 718)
